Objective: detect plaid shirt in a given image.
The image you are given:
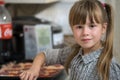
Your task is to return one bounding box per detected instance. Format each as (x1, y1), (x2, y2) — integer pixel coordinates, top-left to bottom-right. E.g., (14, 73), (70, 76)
(44, 47), (120, 80)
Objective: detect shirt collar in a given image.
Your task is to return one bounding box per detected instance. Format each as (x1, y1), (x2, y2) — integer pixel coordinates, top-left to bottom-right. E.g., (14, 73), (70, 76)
(78, 47), (103, 64)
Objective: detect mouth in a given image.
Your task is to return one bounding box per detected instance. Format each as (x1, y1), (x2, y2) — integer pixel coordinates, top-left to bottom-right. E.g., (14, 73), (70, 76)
(81, 39), (91, 42)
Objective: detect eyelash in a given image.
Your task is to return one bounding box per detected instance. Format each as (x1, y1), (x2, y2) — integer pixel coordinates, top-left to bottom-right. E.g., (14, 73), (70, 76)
(90, 25), (96, 28)
(75, 24), (96, 29)
(76, 25), (83, 29)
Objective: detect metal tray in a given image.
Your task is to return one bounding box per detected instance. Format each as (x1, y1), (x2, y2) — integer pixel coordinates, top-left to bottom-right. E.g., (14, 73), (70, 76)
(0, 76), (55, 80)
(0, 60), (65, 80)
(0, 70), (64, 80)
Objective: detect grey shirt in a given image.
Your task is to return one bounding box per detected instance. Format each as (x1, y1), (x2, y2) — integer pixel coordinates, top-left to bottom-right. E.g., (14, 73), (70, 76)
(44, 47), (120, 80)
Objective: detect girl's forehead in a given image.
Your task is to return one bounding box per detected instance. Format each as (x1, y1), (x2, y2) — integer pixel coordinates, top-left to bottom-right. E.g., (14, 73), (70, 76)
(79, 16), (98, 25)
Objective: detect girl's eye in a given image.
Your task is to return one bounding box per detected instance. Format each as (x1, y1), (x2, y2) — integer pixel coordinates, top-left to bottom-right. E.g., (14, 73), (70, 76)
(76, 25), (83, 29)
(90, 24), (96, 28)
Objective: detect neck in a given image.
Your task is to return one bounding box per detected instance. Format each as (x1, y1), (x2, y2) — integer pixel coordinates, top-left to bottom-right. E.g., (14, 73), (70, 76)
(83, 41), (102, 55)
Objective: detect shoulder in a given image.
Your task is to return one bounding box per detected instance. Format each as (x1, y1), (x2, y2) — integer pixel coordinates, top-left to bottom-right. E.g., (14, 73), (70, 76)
(111, 57), (120, 69)
(58, 46), (73, 55)
(58, 44), (80, 53)
(45, 46), (72, 54)
(110, 57), (120, 79)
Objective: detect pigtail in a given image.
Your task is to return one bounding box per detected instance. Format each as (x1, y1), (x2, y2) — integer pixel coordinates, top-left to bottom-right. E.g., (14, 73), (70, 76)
(97, 3), (114, 80)
(105, 3), (114, 38)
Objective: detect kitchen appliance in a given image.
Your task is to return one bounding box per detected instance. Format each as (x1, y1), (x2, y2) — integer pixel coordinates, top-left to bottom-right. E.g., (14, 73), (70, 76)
(12, 16), (64, 60)
(24, 24), (53, 59)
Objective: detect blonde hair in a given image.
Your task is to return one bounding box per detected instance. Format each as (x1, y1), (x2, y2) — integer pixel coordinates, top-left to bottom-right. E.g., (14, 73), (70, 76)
(65, 0), (114, 80)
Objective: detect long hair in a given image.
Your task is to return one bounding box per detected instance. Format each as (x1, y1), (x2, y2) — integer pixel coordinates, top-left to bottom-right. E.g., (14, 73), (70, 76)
(64, 0), (114, 80)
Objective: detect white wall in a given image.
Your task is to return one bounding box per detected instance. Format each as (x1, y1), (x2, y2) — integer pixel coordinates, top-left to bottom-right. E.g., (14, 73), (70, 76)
(106, 0), (120, 63)
(35, 2), (74, 35)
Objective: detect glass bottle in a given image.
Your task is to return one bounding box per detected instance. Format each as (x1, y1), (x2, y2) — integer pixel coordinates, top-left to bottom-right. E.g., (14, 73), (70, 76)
(0, 0), (13, 63)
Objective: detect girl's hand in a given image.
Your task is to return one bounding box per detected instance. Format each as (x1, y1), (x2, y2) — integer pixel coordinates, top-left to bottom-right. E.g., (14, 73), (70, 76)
(19, 52), (45, 80)
(19, 68), (39, 80)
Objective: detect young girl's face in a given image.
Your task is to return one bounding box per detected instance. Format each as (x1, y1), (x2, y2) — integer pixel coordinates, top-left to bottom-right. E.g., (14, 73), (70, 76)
(72, 16), (107, 52)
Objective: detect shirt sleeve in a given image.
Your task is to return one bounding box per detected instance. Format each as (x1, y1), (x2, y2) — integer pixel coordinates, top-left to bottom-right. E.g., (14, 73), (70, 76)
(110, 58), (120, 80)
(44, 47), (72, 65)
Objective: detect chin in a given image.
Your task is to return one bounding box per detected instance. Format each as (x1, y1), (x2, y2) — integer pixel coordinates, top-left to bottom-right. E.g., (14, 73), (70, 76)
(80, 44), (93, 49)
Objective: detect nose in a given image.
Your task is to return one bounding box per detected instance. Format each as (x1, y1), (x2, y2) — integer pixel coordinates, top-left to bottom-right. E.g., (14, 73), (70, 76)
(82, 27), (90, 36)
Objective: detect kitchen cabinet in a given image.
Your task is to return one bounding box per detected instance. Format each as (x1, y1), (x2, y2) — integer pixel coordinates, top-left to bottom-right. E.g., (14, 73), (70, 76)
(5, 0), (58, 4)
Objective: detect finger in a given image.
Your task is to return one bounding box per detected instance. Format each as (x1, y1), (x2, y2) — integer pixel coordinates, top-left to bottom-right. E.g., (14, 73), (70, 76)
(19, 71), (25, 77)
(34, 77), (37, 80)
(24, 72), (30, 80)
(19, 72), (26, 80)
(29, 74), (34, 80)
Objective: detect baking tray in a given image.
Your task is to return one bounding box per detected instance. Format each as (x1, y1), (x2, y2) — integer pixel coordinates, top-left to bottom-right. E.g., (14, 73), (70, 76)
(0, 76), (57, 80)
(0, 60), (64, 80)
(0, 70), (64, 80)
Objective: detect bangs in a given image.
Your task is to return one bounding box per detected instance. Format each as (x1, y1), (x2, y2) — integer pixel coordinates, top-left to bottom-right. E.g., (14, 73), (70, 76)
(69, 1), (103, 27)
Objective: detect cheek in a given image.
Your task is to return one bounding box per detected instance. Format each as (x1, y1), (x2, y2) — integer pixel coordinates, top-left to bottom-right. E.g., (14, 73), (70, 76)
(93, 30), (103, 40)
(73, 29), (80, 37)
(73, 29), (82, 42)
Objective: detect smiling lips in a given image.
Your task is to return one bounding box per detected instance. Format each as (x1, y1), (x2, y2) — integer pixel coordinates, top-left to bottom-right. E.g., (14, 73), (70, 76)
(81, 38), (91, 42)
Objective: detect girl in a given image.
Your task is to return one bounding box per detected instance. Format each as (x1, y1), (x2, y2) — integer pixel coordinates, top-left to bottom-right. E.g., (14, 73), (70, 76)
(20, 0), (120, 80)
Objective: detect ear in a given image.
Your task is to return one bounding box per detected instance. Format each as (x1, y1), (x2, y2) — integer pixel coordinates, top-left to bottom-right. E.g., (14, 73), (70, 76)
(102, 23), (107, 34)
